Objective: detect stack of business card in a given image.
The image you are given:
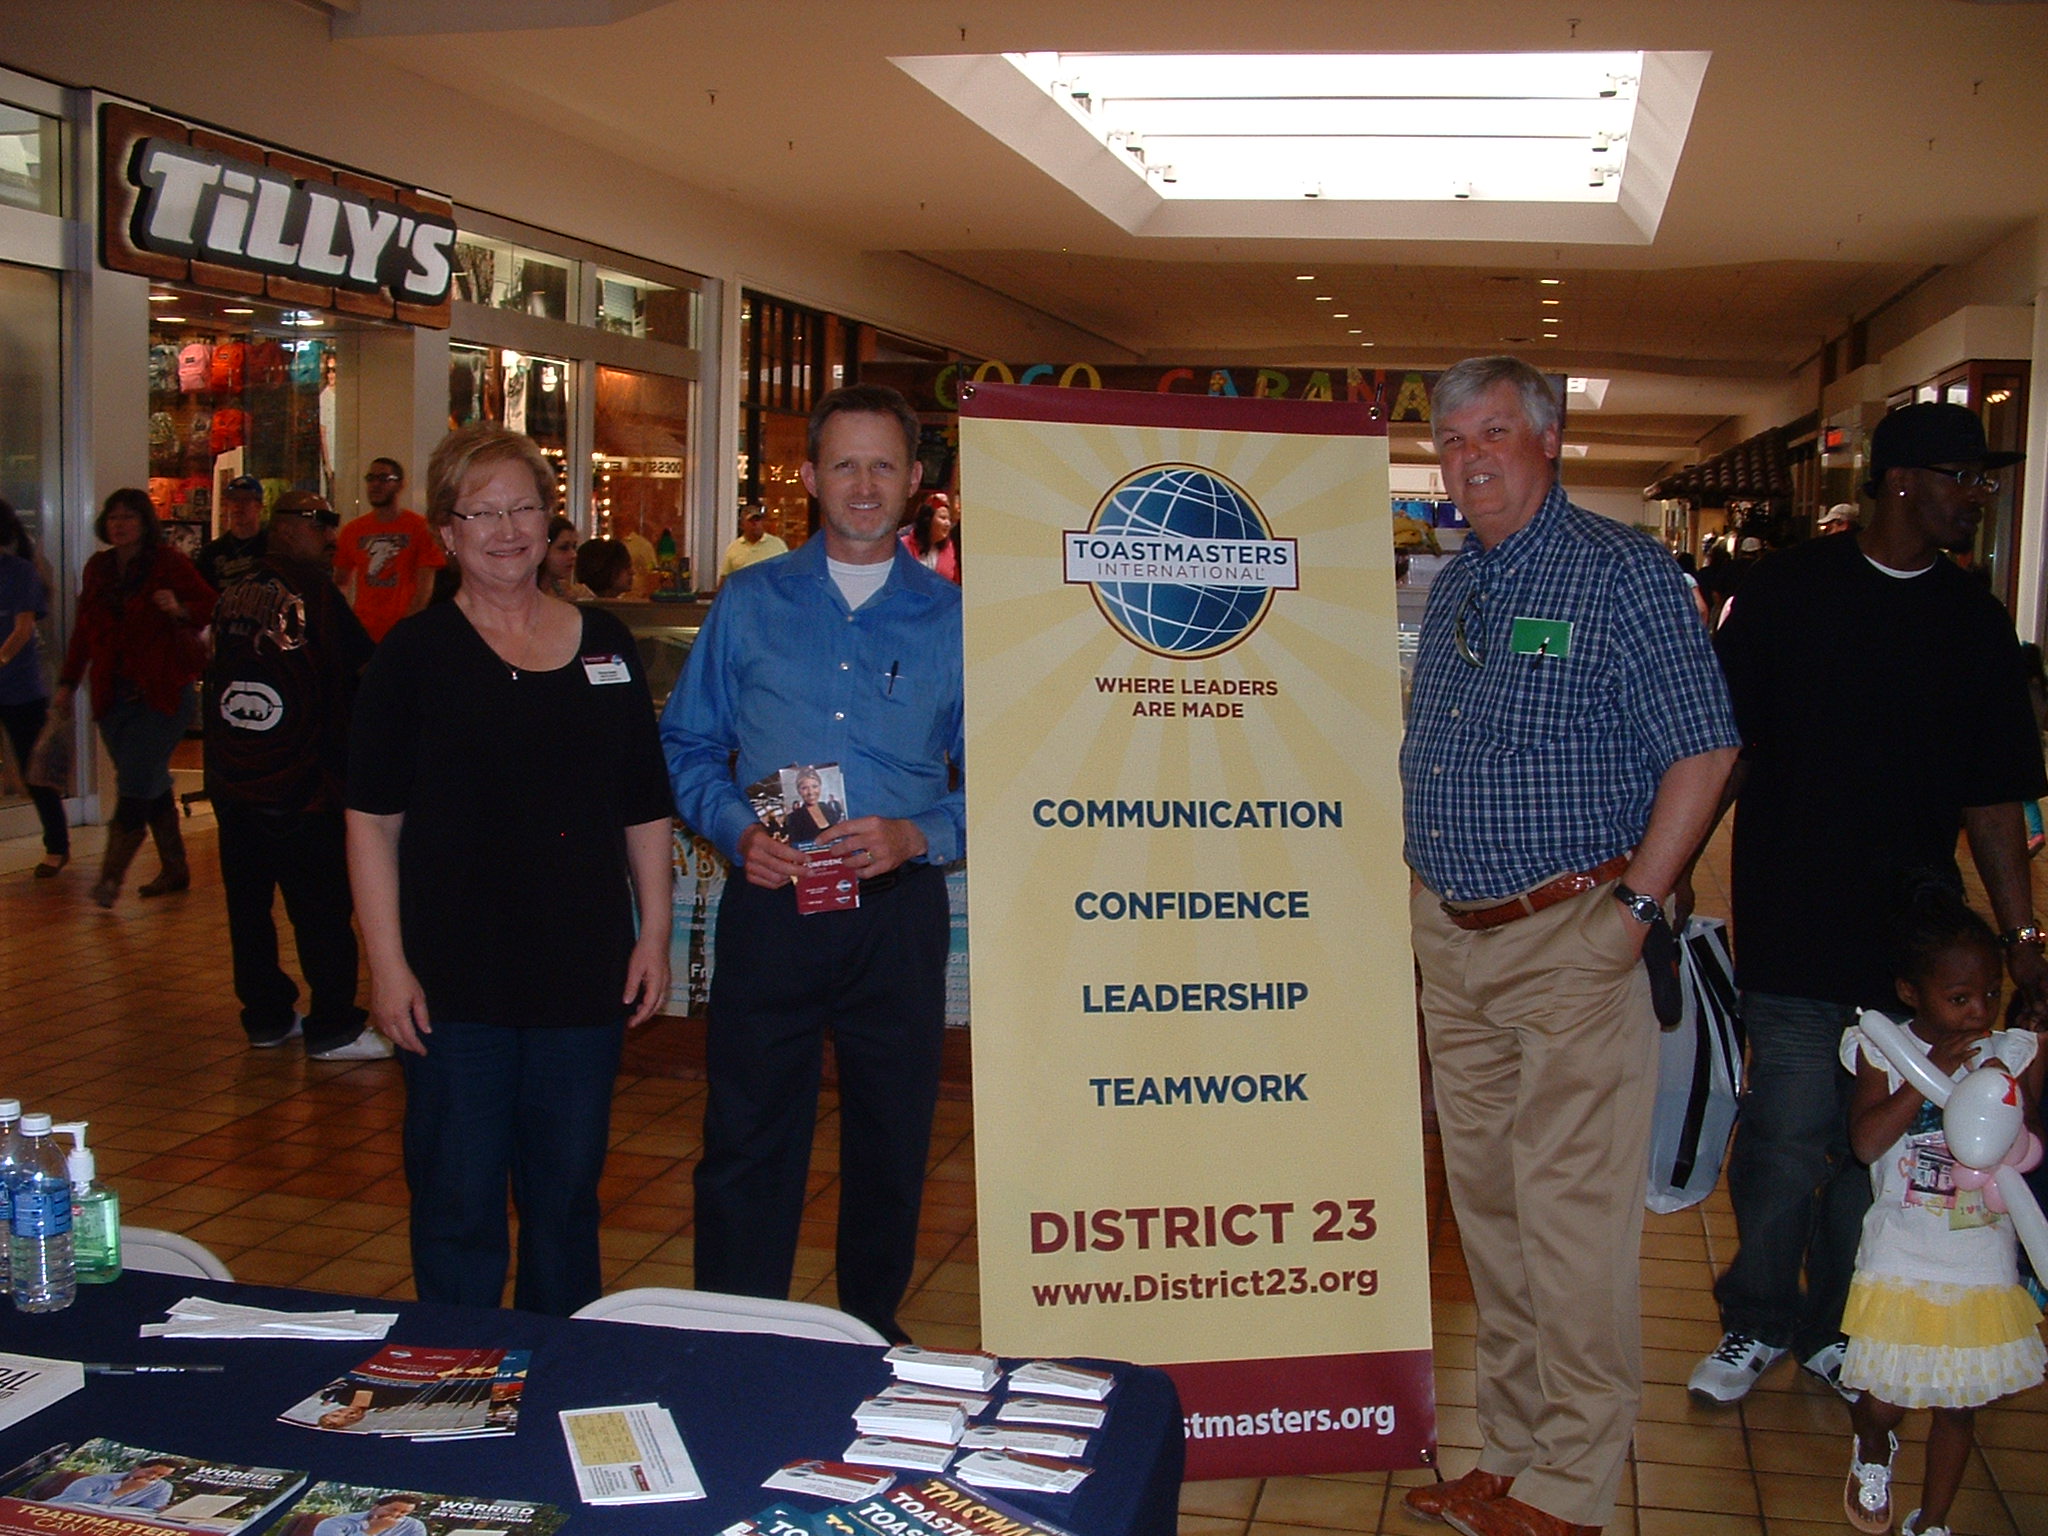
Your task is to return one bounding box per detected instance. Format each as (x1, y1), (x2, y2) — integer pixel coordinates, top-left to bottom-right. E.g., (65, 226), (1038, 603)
(884, 1346), (1002, 1394)
(959, 1426), (1088, 1460)
(759, 1461), (895, 1501)
(852, 1397), (967, 1445)
(994, 1397), (1106, 1431)
(1006, 1362), (1113, 1401)
(841, 1437), (955, 1473)
(952, 1451), (1092, 1494)
(875, 1382), (992, 1416)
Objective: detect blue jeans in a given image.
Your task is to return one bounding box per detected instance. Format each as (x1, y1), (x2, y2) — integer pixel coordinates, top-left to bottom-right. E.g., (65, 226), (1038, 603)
(1712, 991), (1872, 1357)
(400, 1017), (623, 1316)
(96, 687), (195, 801)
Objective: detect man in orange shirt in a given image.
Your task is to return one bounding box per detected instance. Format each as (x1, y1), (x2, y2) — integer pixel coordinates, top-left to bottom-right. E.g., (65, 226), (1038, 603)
(334, 457), (444, 641)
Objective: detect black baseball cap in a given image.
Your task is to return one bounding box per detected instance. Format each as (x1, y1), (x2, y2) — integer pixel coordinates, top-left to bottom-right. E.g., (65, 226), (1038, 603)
(1865, 402), (2022, 495)
(223, 474), (264, 496)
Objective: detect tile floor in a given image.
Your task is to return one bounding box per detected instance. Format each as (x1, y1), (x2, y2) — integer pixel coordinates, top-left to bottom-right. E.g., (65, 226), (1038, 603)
(0, 810), (2043, 1535)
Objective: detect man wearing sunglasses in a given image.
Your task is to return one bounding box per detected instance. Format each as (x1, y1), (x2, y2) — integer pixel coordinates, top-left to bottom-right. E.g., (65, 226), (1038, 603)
(1689, 401), (2044, 1415)
(1401, 355), (1739, 1536)
(335, 457), (445, 641)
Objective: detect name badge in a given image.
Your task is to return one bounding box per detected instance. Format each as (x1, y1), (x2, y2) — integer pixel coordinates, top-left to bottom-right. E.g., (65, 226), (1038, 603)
(582, 653), (631, 685)
(1508, 616), (1573, 659)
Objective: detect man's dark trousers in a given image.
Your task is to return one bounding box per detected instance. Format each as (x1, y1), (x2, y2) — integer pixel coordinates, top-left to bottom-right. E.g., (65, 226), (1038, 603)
(215, 799), (363, 1053)
(695, 862), (950, 1342)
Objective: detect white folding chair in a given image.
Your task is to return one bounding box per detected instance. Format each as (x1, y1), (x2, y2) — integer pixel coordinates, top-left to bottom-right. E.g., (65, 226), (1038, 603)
(573, 1286), (886, 1344)
(118, 1226), (234, 1281)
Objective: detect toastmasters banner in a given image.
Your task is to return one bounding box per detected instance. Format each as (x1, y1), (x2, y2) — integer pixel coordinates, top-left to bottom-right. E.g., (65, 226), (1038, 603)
(958, 383), (1432, 1480)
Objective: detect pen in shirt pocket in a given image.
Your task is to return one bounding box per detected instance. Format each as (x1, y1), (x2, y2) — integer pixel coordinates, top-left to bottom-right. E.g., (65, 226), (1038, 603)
(887, 660), (899, 696)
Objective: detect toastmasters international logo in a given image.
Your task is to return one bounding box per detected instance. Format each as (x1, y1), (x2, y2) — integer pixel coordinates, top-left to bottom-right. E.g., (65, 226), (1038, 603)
(1064, 466), (1298, 659)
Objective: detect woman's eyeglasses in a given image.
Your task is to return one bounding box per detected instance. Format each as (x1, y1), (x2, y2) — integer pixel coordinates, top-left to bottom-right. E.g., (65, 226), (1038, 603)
(448, 502), (547, 525)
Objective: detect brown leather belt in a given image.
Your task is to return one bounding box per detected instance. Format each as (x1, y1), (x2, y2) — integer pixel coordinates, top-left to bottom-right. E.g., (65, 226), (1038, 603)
(1439, 854), (1630, 932)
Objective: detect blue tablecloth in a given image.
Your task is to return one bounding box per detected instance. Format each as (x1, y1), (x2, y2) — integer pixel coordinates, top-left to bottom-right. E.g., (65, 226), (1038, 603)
(0, 1273), (1182, 1536)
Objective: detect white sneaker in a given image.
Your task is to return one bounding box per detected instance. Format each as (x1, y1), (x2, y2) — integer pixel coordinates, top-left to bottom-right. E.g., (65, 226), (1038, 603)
(249, 1014), (304, 1049)
(1688, 1332), (1787, 1403)
(1844, 1431), (1897, 1535)
(1801, 1341), (1860, 1401)
(308, 1028), (395, 1061)
(1900, 1509), (1950, 1536)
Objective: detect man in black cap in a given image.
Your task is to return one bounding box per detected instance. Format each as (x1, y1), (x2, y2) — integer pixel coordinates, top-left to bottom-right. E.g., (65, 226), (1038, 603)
(205, 490), (388, 1060)
(1687, 402), (2046, 1421)
(196, 475), (269, 591)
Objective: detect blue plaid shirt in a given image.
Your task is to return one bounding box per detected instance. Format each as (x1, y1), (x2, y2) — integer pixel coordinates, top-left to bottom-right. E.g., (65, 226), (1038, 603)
(1402, 485), (1738, 902)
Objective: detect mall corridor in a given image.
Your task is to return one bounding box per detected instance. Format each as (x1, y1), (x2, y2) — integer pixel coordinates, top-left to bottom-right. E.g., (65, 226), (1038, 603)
(0, 818), (2044, 1535)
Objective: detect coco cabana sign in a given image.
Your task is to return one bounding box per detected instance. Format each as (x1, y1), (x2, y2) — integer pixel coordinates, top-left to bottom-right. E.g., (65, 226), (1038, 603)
(100, 101), (458, 328)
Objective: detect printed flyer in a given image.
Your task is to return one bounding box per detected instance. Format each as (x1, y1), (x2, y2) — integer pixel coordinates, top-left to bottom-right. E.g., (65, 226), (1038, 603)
(958, 383), (1432, 1478)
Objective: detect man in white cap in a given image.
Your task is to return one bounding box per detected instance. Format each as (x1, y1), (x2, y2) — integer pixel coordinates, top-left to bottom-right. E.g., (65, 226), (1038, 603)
(1818, 503), (1859, 535)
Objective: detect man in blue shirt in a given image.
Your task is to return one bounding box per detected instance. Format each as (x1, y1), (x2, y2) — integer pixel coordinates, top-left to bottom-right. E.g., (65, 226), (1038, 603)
(663, 384), (962, 1342)
(1399, 356), (1739, 1536)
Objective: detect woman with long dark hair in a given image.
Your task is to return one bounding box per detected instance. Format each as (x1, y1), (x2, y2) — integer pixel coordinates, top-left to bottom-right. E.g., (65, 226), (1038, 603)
(0, 498), (68, 876)
(899, 492), (960, 584)
(54, 488), (215, 906)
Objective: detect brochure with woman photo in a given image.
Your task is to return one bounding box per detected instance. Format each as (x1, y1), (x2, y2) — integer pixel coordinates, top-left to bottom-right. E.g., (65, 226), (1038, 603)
(744, 763), (858, 914)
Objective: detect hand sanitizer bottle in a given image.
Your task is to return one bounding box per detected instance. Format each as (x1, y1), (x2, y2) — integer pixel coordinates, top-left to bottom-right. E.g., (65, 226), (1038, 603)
(54, 1123), (119, 1284)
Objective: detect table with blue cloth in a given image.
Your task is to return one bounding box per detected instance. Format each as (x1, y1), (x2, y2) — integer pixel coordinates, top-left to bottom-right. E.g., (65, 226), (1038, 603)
(0, 1274), (1182, 1536)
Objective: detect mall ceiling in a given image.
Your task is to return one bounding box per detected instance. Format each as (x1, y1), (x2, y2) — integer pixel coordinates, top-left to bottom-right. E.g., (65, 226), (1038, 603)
(324, 0), (2048, 484)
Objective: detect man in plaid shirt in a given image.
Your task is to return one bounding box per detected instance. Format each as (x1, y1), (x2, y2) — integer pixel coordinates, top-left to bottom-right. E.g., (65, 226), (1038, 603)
(1399, 356), (1739, 1536)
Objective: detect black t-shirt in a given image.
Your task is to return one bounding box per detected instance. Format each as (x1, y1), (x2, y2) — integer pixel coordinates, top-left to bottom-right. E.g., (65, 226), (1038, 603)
(198, 530), (267, 593)
(347, 603), (675, 1027)
(204, 554), (374, 812)
(1716, 534), (2047, 1008)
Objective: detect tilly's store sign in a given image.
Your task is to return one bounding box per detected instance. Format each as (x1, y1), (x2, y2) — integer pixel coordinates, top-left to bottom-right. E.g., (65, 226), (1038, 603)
(100, 102), (457, 329)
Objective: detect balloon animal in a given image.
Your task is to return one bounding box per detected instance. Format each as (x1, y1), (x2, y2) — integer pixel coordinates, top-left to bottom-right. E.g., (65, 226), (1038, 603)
(1856, 1009), (2048, 1285)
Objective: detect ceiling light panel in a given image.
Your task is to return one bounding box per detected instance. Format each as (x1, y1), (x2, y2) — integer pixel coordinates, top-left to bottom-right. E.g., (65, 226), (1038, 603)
(893, 49), (1709, 243)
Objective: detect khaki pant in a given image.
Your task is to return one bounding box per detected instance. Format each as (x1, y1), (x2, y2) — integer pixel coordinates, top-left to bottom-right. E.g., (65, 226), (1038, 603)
(1410, 879), (1656, 1528)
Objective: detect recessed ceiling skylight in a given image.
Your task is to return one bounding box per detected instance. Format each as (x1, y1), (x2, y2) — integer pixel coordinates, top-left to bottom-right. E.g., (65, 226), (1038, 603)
(893, 50), (1708, 243)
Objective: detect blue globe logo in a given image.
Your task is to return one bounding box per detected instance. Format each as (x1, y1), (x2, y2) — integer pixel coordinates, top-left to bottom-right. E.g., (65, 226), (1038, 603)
(1084, 465), (1283, 658)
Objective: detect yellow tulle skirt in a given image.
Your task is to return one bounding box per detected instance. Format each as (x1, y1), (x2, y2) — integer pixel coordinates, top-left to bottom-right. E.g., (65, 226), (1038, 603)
(1841, 1275), (2047, 1408)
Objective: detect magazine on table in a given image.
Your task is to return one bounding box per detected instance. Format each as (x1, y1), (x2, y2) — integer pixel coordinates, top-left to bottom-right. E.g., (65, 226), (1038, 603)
(266, 1482), (566, 1536)
(722, 1476), (1077, 1536)
(4, 1439), (306, 1536)
(0, 1354), (84, 1432)
(278, 1346), (523, 1440)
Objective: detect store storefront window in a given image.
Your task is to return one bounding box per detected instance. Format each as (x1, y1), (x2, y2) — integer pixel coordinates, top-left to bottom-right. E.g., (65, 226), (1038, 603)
(449, 343), (573, 505)
(146, 290), (376, 543)
(596, 269), (695, 347)
(452, 233), (577, 323)
(0, 102), (57, 216)
(594, 366), (693, 592)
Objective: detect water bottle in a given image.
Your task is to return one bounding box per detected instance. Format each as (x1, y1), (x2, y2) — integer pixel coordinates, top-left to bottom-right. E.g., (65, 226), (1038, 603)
(0, 1099), (24, 1295)
(8, 1114), (74, 1313)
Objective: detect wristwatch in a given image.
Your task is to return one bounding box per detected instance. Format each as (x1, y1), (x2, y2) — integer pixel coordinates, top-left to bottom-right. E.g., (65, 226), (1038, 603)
(1614, 882), (1662, 925)
(1998, 923), (2046, 951)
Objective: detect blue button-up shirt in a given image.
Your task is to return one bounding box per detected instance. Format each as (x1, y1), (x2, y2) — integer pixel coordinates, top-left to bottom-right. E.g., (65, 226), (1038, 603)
(1401, 485), (1737, 902)
(662, 535), (964, 867)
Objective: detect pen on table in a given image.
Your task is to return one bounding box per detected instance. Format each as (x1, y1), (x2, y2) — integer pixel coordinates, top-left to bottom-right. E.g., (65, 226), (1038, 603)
(887, 660), (899, 696)
(84, 1363), (225, 1375)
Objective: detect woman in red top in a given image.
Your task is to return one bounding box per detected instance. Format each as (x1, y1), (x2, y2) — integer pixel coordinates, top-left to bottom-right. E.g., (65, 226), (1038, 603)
(55, 487), (216, 906)
(900, 492), (960, 584)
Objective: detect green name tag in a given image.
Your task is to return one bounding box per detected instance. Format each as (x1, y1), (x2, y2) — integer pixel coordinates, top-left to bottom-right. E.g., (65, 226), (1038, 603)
(1508, 616), (1574, 658)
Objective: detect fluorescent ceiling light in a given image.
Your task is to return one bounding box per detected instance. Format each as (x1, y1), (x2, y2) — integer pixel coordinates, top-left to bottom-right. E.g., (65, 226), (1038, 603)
(894, 49), (1708, 243)
(1566, 376), (1609, 409)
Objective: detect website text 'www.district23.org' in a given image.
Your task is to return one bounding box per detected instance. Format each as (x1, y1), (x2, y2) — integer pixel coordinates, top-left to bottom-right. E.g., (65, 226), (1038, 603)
(1063, 533), (1300, 589)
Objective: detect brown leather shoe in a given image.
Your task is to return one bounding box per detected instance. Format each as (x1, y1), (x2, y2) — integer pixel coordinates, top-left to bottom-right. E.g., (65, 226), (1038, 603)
(1402, 1469), (1514, 1523)
(1442, 1494), (1600, 1536)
